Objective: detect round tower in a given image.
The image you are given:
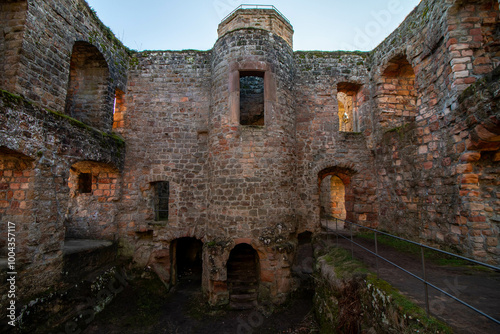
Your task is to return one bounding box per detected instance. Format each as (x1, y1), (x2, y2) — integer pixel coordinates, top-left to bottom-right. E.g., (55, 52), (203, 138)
(205, 6), (297, 306)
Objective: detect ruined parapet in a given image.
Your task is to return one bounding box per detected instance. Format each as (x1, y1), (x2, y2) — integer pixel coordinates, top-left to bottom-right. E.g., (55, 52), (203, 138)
(217, 5), (294, 48)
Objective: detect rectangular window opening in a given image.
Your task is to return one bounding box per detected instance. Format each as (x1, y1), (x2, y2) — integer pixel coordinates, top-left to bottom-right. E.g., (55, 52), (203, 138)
(240, 71), (265, 126)
(78, 173), (92, 193)
(154, 181), (169, 221)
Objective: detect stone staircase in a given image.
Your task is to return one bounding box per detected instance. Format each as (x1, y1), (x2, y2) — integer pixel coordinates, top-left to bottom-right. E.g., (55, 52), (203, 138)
(227, 249), (258, 310)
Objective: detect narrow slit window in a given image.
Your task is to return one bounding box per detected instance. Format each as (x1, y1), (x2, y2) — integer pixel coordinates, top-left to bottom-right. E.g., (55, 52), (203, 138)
(154, 181), (169, 221)
(240, 71), (264, 125)
(78, 173), (92, 193)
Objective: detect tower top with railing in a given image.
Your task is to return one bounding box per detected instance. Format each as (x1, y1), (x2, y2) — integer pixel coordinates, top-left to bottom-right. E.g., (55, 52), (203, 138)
(217, 5), (294, 48)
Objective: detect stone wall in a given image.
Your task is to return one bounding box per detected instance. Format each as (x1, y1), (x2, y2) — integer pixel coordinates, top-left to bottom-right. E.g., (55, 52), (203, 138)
(1, 0), (130, 116)
(293, 51), (378, 231)
(116, 49), (212, 268)
(66, 161), (121, 240)
(0, 0), (27, 93)
(370, 0), (500, 262)
(0, 90), (125, 307)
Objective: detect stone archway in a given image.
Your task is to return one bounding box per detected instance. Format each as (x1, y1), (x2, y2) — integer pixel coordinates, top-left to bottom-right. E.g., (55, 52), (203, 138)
(227, 243), (259, 309)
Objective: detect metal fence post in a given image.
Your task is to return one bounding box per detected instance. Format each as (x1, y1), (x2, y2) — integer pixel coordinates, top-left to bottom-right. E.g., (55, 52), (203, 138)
(350, 221), (354, 258)
(421, 245), (430, 316)
(326, 217), (329, 242)
(375, 231), (379, 278)
(336, 218), (339, 246)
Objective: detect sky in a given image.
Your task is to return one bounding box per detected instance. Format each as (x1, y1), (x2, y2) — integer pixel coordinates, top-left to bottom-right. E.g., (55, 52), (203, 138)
(85, 0), (421, 52)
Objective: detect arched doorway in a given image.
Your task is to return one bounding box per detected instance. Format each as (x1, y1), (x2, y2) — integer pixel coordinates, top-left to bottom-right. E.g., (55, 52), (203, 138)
(319, 175), (346, 220)
(227, 243), (259, 309)
(171, 237), (203, 285)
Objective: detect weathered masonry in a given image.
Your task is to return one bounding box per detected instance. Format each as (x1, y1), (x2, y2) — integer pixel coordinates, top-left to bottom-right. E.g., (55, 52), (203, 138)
(0, 0), (499, 325)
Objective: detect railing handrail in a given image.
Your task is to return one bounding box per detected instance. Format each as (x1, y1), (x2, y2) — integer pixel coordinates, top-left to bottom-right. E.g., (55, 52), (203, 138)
(321, 217), (500, 327)
(221, 4), (291, 25)
(323, 217), (500, 271)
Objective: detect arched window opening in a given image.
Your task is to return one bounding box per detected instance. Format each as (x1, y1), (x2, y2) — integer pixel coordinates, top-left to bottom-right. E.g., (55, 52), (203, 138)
(376, 55), (417, 128)
(65, 42), (111, 131)
(337, 82), (362, 132)
(112, 89), (126, 130)
(227, 243), (259, 309)
(0, 0), (27, 92)
(152, 181), (169, 222)
(170, 237), (203, 285)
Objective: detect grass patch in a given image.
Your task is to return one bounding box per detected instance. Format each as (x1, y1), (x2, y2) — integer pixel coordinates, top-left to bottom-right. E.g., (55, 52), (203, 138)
(357, 232), (475, 267)
(319, 246), (368, 278)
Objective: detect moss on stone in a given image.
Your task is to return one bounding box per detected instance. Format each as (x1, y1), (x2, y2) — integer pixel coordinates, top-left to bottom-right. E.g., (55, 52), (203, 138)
(294, 50), (368, 59)
(458, 64), (500, 104)
(366, 275), (452, 333)
(0, 89), (29, 108)
(315, 245), (452, 333)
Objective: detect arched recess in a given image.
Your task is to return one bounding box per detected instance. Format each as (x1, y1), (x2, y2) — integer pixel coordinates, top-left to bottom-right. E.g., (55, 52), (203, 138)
(0, 0), (27, 92)
(376, 55), (417, 129)
(66, 161), (120, 240)
(64, 41), (112, 132)
(337, 82), (363, 132)
(0, 147), (34, 257)
(170, 237), (203, 286)
(227, 243), (260, 309)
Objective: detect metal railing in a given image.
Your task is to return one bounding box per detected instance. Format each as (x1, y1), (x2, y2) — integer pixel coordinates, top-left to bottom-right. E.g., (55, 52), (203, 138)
(321, 217), (500, 327)
(221, 4), (291, 24)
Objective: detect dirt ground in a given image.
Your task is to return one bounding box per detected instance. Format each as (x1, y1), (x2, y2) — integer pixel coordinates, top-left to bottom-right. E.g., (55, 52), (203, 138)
(82, 275), (318, 334)
(82, 234), (500, 334)
(329, 235), (500, 334)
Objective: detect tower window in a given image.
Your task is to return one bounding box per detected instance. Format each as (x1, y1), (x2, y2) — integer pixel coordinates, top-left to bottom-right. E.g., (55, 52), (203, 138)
(240, 71), (265, 125)
(154, 182), (169, 221)
(78, 173), (92, 193)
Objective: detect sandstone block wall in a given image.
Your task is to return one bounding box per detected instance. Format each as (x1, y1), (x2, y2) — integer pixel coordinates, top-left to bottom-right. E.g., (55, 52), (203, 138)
(370, 0), (500, 262)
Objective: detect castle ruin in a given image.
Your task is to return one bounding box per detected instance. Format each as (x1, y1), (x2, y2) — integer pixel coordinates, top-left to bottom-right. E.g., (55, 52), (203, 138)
(0, 0), (499, 328)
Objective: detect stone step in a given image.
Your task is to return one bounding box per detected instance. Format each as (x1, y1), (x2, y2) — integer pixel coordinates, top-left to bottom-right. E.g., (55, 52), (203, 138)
(230, 293), (257, 301)
(229, 300), (258, 310)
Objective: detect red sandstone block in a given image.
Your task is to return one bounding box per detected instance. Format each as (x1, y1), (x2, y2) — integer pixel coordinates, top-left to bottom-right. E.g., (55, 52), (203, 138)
(260, 270), (274, 282)
(456, 163), (473, 173)
(212, 281), (227, 293)
(13, 190), (25, 200)
(474, 65), (492, 74)
(460, 152), (481, 162)
(469, 215), (486, 222)
(462, 17), (481, 23)
(423, 162), (433, 170)
(461, 174), (479, 184)
(469, 28), (482, 35)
